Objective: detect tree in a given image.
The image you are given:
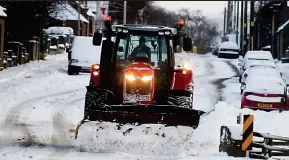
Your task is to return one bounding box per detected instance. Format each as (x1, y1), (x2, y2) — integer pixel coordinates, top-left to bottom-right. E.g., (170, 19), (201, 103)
(0, 1), (58, 43)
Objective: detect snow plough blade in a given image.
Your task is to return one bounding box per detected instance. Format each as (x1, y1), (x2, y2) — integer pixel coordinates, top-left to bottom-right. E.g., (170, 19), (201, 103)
(75, 105), (205, 139)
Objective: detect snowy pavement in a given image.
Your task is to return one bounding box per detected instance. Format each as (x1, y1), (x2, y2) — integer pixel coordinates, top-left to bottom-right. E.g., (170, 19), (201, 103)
(0, 52), (258, 159)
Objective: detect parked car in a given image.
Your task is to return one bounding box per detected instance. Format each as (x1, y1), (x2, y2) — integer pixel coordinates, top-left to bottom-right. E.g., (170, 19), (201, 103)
(217, 41), (240, 58)
(68, 36), (104, 75)
(238, 50), (276, 82)
(241, 76), (287, 111)
(212, 44), (220, 55)
(241, 66), (281, 84)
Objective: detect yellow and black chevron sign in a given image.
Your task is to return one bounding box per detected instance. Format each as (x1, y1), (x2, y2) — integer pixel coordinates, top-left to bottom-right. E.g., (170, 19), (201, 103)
(242, 114), (254, 151)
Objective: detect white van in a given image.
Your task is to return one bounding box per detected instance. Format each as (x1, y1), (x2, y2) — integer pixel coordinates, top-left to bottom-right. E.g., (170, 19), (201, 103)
(68, 36), (104, 75)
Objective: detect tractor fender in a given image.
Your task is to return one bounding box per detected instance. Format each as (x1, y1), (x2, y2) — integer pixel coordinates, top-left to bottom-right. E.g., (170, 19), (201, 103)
(90, 64), (100, 86)
(170, 67), (193, 91)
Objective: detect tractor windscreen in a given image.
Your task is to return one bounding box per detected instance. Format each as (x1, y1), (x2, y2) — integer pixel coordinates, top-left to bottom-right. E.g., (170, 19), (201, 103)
(115, 34), (168, 69)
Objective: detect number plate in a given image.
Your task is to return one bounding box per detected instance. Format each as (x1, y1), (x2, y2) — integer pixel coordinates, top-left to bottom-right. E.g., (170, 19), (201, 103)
(124, 94), (151, 101)
(257, 103), (272, 108)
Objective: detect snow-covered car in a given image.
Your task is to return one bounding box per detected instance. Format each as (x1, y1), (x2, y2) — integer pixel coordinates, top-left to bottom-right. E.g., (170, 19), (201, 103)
(241, 76), (287, 110)
(241, 66), (281, 84)
(217, 41), (240, 58)
(68, 36), (104, 75)
(212, 44), (220, 55)
(238, 50), (275, 82)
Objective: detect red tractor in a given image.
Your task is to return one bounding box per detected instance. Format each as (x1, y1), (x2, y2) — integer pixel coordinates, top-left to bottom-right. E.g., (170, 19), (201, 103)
(75, 16), (205, 138)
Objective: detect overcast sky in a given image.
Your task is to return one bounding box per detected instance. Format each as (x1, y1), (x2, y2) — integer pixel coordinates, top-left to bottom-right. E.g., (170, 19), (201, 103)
(154, 1), (227, 17)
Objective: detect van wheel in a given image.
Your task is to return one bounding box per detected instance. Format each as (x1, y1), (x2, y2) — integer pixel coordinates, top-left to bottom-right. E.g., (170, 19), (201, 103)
(68, 66), (74, 75)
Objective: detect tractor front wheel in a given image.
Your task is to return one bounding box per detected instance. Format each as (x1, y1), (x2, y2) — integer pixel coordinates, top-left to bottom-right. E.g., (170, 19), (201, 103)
(84, 88), (114, 119)
(167, 89), (193, 109)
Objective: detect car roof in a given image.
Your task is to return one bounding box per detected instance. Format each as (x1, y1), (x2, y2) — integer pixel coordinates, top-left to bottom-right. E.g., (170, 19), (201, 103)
(247, 60), (276, 68)
(245, 67), (280, 77)
(245, 50), (273, 59)
(245, 76), (284, 94)
(219, 41), (239, 49)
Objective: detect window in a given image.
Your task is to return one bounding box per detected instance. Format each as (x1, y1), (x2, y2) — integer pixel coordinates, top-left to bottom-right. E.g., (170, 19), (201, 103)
(116, 38), (127, 60)
(160, 37), (168, 62)
(127, 35), (158, 66)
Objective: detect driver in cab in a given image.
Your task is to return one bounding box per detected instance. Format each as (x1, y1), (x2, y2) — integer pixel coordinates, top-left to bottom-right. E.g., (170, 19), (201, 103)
(128, 36), (151, 61)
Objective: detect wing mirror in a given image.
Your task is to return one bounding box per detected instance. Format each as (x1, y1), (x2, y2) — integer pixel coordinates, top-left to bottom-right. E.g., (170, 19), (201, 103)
(183, 37), (192, 52)
(117, 46), (124, 52)
(93, 31), (103, 46)
(240, 82), (246, 90)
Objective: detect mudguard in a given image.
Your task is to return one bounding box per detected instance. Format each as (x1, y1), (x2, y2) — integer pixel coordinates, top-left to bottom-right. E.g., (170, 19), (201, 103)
(171, 67), (193, 90)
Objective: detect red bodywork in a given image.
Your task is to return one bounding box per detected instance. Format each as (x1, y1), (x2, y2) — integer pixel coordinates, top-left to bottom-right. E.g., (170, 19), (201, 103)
(90, 64), (100, 86)
(241, 92), (289, 111)
(170, 67), (193, 90)
(89, 63), (193, 104)
(123, 62), (154, 104)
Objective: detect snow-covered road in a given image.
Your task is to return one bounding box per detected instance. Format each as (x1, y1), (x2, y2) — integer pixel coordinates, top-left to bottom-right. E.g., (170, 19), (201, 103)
(0, 53), (242, 159)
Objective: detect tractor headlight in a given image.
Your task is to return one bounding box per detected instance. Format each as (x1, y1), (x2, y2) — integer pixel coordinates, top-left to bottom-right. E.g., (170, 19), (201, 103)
(125, 74), (136, 81)
(141, 75), (153, 82)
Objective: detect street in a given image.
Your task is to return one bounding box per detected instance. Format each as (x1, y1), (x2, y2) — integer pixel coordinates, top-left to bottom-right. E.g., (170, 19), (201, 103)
(0, 52), (241, 159)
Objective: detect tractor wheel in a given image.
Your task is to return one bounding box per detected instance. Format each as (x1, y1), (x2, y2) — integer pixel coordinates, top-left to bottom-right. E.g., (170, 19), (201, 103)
(167, 89), (193, 109)
(84, 89), (113, 118)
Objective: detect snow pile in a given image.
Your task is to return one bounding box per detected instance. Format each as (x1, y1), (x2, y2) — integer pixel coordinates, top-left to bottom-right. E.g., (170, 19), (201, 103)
(75, 122), (195, 156)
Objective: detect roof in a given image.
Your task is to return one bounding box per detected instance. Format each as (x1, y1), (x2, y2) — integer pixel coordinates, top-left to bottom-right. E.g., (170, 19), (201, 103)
(246, 50), (273, 59)
(245, 76), (284, 94)
(50, 2), (89, 23)
(220, 41), (239, 49)
(46, 26), (74, 35)
(0, 5), (7, 17)
(113, 24), (177, 35)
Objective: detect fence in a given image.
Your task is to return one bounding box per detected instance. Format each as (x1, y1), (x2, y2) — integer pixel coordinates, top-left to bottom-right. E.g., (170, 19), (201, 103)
(220, 114), (289, 159)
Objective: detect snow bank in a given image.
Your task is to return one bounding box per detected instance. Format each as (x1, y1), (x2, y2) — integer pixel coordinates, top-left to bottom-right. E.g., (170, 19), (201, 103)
(222, 76), (289, 138)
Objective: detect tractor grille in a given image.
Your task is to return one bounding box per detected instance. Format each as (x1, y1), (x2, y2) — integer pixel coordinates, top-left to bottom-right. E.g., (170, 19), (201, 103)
(125, 80), (151, 95)
(124, 79), (152, 102)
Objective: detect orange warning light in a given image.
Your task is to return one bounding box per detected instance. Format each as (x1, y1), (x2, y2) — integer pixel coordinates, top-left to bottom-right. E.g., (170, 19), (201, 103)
(178, 19), (185, 27)
(105, 16), (111, 22)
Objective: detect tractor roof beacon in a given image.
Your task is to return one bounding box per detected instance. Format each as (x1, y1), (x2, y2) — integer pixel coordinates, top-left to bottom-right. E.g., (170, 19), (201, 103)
(75, 16), (204, 139)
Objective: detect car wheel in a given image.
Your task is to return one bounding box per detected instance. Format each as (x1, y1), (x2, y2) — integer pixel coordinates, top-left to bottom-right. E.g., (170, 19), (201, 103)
(239, 76), (242, 83)
(241, 89), (243, 95)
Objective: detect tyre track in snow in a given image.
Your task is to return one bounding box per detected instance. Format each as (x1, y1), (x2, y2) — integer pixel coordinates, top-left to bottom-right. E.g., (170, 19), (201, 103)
(1, 89), (83, 147)
(192, 54), (238, 115)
